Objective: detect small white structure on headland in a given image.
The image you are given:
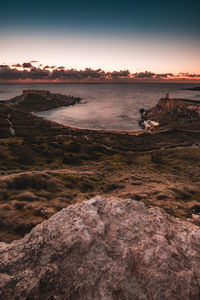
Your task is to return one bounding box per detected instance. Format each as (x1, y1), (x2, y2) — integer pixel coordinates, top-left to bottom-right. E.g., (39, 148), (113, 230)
(144, 120), (159, 131)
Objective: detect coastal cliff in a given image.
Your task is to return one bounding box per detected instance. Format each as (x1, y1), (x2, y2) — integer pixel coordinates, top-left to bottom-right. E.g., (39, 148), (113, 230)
(6, 90), (80, 112)
(1, 196), (200, 299)
(156, 97), (200, 114)
(146, 97), (200, 130)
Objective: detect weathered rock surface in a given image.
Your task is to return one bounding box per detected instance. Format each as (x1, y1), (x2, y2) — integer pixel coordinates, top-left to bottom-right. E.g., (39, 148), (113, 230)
(0, 196), (200, 299)
(148, 97), (200, 122)
(157, 98), (200, 114)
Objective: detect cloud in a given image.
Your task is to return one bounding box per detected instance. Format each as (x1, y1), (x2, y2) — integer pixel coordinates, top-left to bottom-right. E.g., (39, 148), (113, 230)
(50, 68), (106, 80)
(0, 65), (28, 80)
(50, 68), (131, 81)
(179, 72), (200, 78)
(0, 65), (130, 81)
(12, 63), (22, 68)
(106, 70), (130, 78)
(0, 62), (199, 82)
(28, 67), (50, 79)
(155, 73), (174, 79)
(0, 65), (9, 68)
(132, 72), (177, 80)
(134, 71), (155, 79)
(43, 65), (56, 69)
(0, 65), (49, 80)
(22, 62), (33, 68)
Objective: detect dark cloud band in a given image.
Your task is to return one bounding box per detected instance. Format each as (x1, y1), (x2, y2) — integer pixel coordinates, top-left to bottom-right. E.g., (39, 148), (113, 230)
(0, 63), (199, 81)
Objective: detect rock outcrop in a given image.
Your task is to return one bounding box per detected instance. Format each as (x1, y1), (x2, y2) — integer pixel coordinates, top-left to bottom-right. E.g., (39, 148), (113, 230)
(156, 98), (200, 114)
(184, 87), (200, 91)
(6, 90), (80, 112)
(0, 196), (200, 299)
(147, 97), (200, 126)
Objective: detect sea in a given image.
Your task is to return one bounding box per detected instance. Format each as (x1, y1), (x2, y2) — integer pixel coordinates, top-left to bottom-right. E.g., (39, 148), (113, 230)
(0, 83), (200, 131)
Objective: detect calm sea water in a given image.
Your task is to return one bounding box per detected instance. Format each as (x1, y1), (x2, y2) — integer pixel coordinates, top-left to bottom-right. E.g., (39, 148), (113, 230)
(0, 83), (200, 131)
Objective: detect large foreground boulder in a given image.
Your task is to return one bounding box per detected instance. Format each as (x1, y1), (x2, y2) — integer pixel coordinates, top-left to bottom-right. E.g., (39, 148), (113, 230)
(0, 196), (200, 299)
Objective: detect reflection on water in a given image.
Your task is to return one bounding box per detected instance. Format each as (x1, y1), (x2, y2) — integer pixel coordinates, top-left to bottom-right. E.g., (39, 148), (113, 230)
(1, 83), (200, 131)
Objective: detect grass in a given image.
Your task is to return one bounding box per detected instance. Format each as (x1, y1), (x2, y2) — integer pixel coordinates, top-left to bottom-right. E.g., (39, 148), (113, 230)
(1, 102), (200, 242)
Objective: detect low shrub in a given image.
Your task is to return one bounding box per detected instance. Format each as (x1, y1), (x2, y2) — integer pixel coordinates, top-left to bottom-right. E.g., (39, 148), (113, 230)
(8, 174), (57, 191)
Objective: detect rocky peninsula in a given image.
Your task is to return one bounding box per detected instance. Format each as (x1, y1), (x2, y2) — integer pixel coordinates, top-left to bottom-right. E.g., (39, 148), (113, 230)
(0, 91), (200, 298)
(6, 90), (80, 112)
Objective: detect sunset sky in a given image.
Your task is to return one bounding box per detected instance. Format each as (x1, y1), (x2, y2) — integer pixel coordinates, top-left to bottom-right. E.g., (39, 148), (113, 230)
(1, 0), (200, 81)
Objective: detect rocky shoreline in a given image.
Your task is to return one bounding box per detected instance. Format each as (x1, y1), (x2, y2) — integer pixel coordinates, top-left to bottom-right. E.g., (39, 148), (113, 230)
(139, 96), (200, 132)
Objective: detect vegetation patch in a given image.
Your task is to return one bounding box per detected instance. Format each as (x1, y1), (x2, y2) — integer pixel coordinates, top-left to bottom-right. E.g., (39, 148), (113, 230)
(7, 174), (58, 192)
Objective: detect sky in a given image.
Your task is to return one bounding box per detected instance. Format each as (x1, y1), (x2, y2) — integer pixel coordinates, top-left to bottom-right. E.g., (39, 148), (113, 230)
(1, 0), (200, 81)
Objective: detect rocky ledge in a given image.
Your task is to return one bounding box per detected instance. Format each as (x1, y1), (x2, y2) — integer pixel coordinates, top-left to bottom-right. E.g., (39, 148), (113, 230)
(145, 97), (200, 130)
(5, 90), (81, 112)
(0, 196), (200, 299)
(155, 97), (200, 114)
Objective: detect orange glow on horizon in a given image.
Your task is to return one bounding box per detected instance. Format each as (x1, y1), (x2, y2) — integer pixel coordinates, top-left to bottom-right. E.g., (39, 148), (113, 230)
(1, 30), (200, 76)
